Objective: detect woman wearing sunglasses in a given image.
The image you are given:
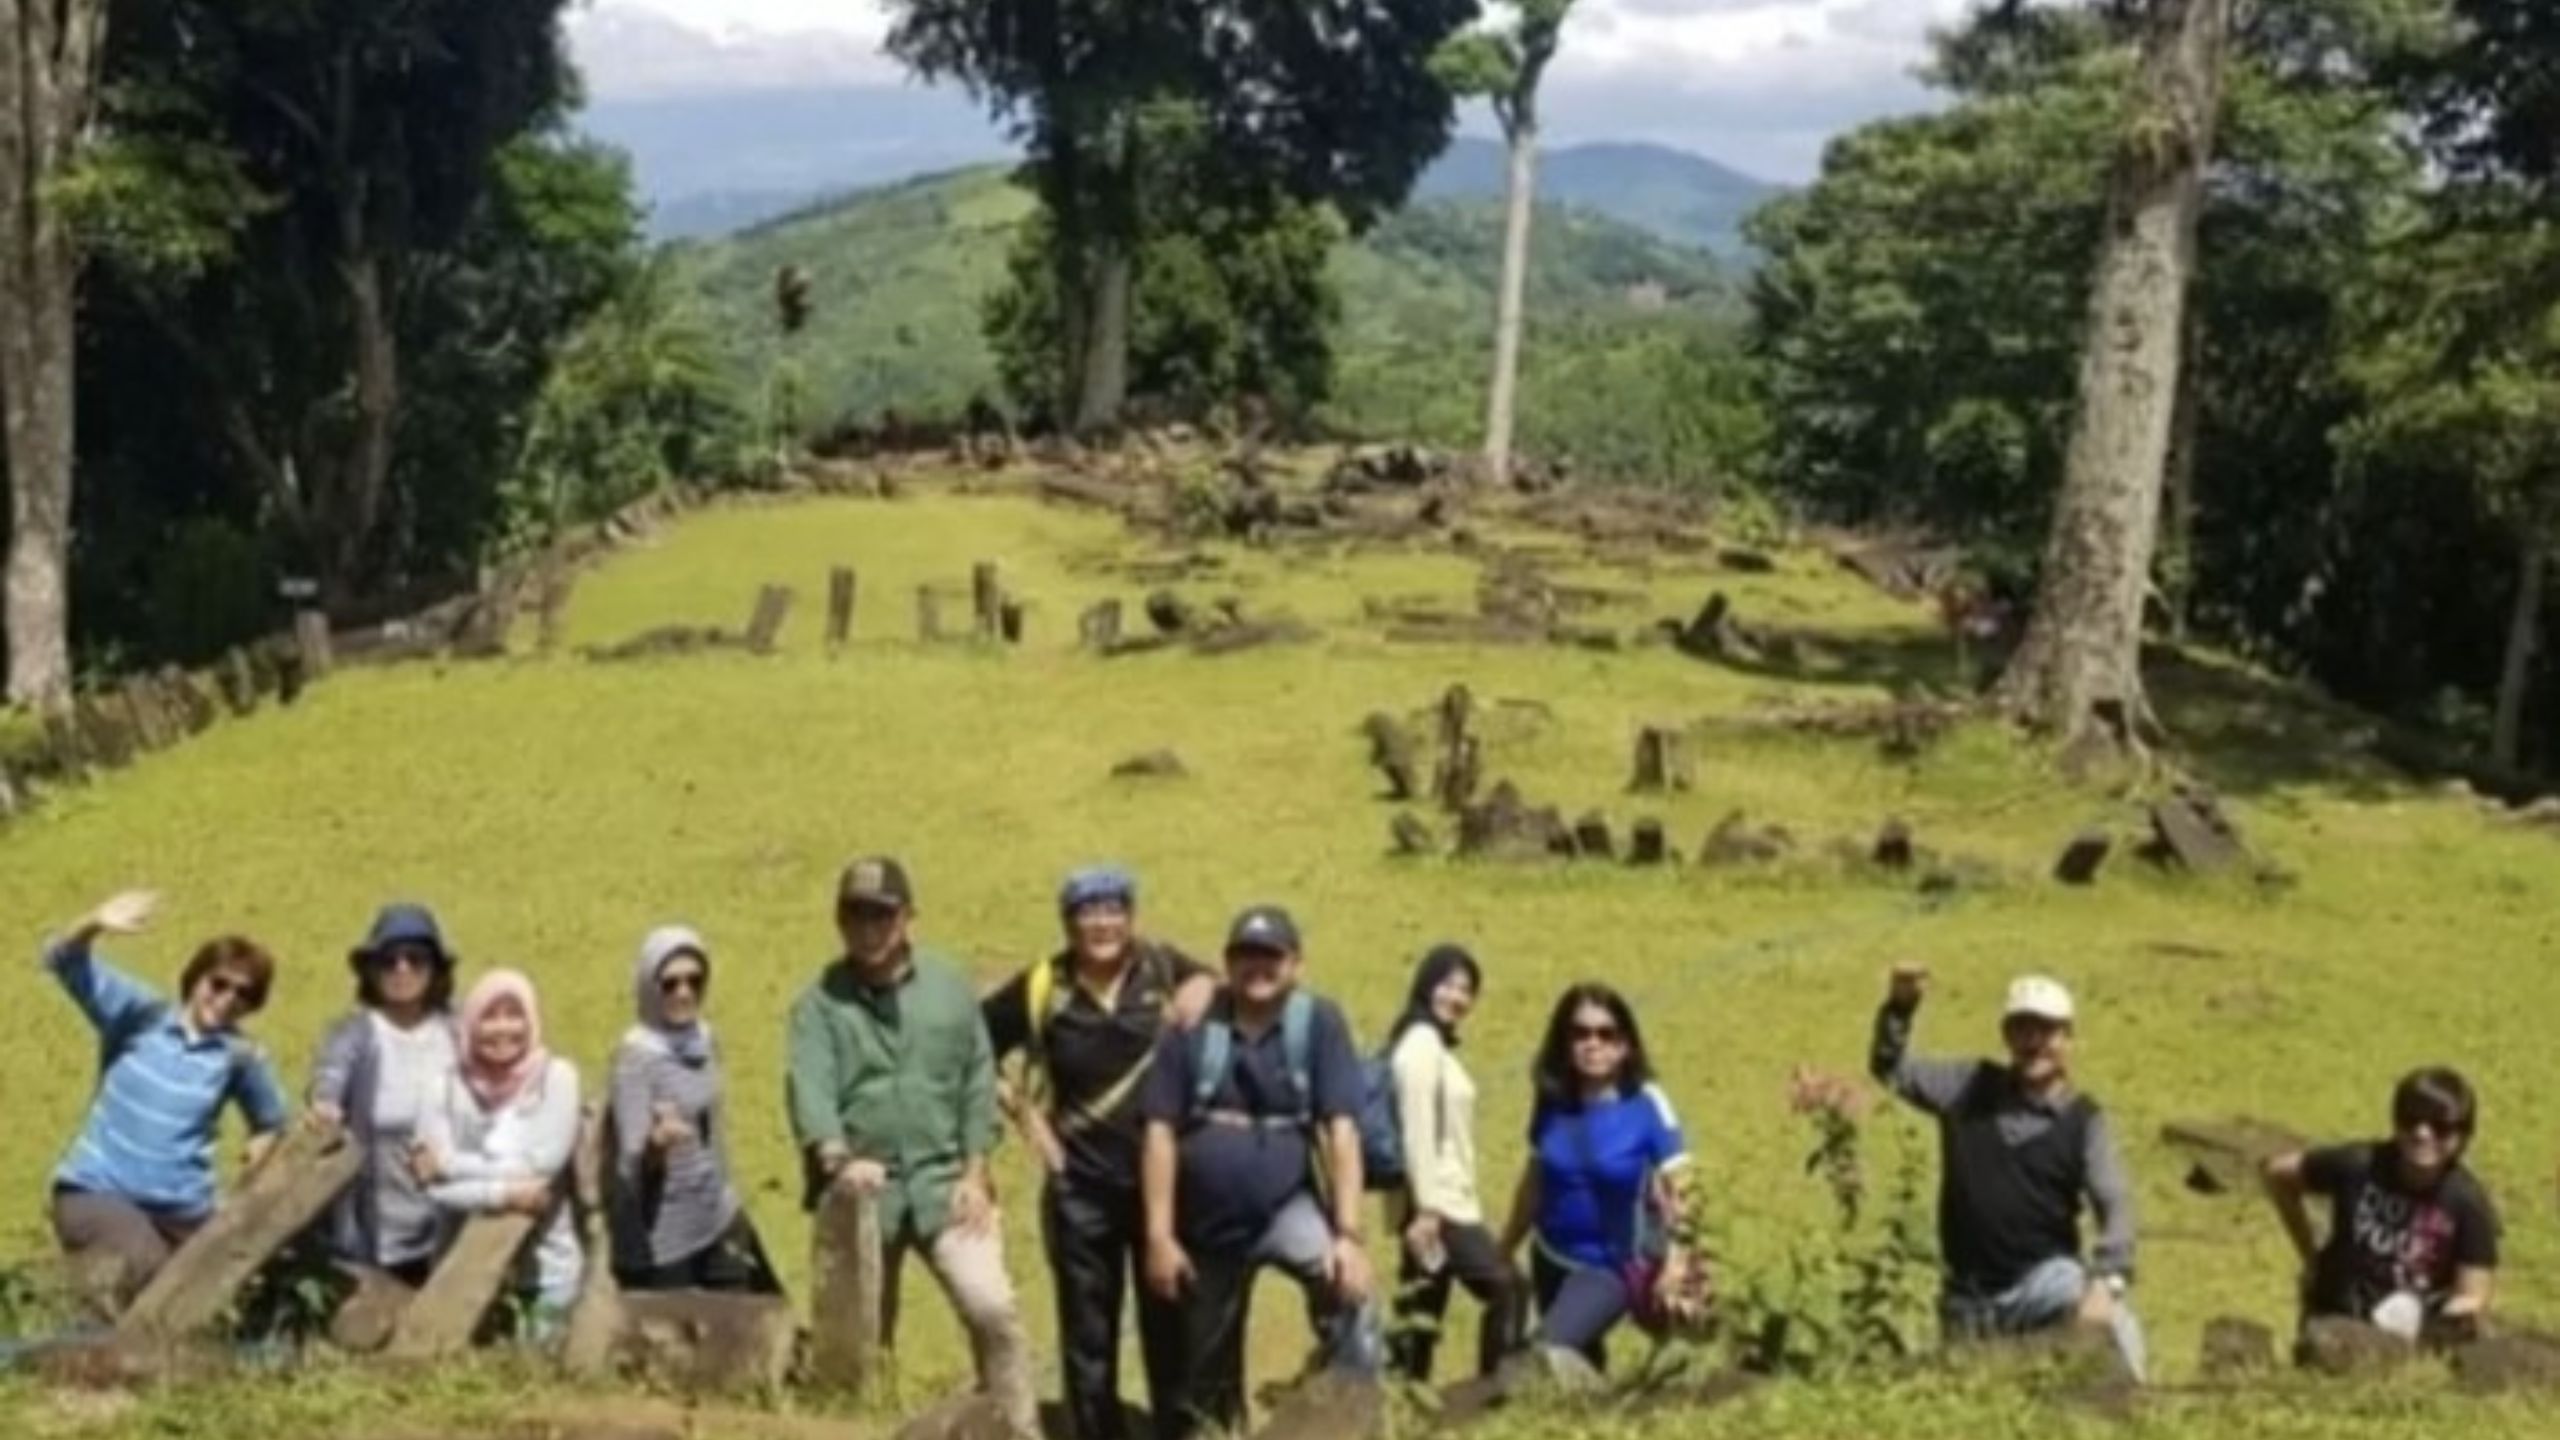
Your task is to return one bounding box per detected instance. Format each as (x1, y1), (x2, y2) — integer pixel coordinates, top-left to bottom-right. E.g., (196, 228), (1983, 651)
(609, 926), (777, 1293)
(2263, 1067), (2500, 1352)
(413, 969), (585, 1338)
(308, 904), (461, 1284)
(1498, 983), (1706, 1373)
(44, 889), (287, 1312)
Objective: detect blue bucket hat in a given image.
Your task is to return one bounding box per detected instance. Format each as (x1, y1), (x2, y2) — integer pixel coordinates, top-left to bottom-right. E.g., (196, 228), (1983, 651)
(1059, 864), (1138, 917)
(349, 903), (449, 970)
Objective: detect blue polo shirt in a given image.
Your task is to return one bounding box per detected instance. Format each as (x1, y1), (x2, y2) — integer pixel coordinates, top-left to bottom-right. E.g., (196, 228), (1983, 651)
(48, 941), (289, 1220)
(1531, 1083), (1690, 1269)
(1140, 989), (1362, 1249)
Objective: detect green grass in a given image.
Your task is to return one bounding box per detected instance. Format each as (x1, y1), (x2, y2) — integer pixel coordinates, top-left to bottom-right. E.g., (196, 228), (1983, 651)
(5, 481), (2560, 1434)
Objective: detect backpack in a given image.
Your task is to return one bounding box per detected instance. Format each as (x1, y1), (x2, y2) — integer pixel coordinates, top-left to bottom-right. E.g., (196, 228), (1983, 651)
(1187, 990), (1316, 1127)
(1356, 1053), (1408, 1190)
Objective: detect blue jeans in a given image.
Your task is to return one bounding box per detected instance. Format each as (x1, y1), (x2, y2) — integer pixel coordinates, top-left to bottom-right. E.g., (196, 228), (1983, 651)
(1942, 1257), (2148, 1383)
(1531, 1249), (1634, 1370)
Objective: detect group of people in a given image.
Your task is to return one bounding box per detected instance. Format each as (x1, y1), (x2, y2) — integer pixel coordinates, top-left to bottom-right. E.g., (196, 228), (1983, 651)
(35, 859), (2508, 1439)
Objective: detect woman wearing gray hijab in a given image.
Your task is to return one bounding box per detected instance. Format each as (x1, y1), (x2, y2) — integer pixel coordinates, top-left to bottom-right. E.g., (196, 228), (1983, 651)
(607, 925), (777, 1292)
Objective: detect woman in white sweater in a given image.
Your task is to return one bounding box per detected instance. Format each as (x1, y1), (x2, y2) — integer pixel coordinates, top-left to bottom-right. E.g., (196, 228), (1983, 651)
(412, 968), (584, 1338)
(1385, 944), (1524, 1381)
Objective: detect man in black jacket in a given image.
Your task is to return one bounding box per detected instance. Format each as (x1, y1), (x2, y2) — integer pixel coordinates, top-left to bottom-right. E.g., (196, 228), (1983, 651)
(1870, 964), (2145, 1382)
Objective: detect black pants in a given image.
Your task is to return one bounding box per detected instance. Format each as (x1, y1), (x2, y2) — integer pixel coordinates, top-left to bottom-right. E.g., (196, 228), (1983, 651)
(1045, 1179), (1185, 1440)
(1390, 1221), (1524, 1382)
(617, 1215), (783, 1295)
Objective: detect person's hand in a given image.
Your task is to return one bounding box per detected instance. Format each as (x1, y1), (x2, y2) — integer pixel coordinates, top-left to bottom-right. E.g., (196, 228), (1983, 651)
(648, 1101), (693, 1153)
(1887, 963), (1929, 1008)
(244, 1131), (280, 1172)
(85, 890), (160, 938)
(408, 1141), (445, 1186)
(1327, 1235), (1374, 1305)
(1146, 1235), (1195, 1301)
(951, 1173), (997, 1236)
(1028, 1120), (1068, 1177)
(1169, 973), (1219, 1030)
(305, 1101), (346, 1134)
(1659, 1253), (1711, 1322)
(1404, 1211), (1444, 1265)
(831, 1158), (889, 1196)
(507, 1179), (554, 1215)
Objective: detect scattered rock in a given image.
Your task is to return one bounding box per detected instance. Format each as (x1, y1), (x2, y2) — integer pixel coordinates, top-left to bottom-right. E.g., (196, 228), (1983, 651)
(1390, 813), (1437, 857)
(1873, 818), (1915, 870)
(583, 626), (739, 662)
(1628, 818), (1673, 866)
(1144, 589), (1195, 635)
(1699, 810), (1793, 867)
(1433, 734), (1482, 813)
(1627, 726), (1695, 794)
(2199, 1316), (2277, 1379)
(1110, 750), (1188, 780)
(2054, 829), (2112, 886)
(1362, 713), (1421, 801)
(1187, 617), (1317, 655)
(2454, 1331), (2560, 1395)
(2295, 1316), (2414, 1377)
(1457, 782), (1568, 862)
(2144, 785), (2246, 873)
(1717, 547), (1777, 574)
(2161, 1116), (2306, 1196)
(1672, 592), (1760, 664)
(1572, 812), (1615, 860)
(1833, 536), (1962, 600)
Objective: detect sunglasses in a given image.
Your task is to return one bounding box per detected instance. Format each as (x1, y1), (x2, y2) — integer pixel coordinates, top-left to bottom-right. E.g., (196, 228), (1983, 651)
(201, 973), (262, 1005)
(2397, 1113), (2472, 1138)
(659, 971), (706, 997)
(1569, 1023), (1624, 1045)
(370, 946), (438, 972)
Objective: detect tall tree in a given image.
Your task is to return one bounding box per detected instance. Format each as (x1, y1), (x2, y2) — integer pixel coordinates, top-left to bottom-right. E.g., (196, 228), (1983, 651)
(1435, 0), (1573, 488)
(1995, 0), (2236, 753)
(887, 0), (1475, 432)
(105, 0), (575, 607)
(0, 0), (106, 706)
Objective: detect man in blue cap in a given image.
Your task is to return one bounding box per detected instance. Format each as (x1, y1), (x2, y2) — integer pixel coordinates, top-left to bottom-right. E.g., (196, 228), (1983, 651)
(1140, 904), (1377, 1439)
(982, 865), (1213, 1440)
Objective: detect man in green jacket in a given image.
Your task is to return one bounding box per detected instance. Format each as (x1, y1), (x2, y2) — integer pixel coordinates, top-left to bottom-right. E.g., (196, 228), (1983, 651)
(788, 856), (1036, 1437)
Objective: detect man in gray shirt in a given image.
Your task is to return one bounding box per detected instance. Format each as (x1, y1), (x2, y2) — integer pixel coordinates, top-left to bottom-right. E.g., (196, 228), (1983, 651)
(1870, 965), (2144, 1382)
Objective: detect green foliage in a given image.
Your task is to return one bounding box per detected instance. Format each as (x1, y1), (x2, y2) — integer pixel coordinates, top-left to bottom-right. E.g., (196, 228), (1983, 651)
(501, 260), (743, 550)
(984, 145), (1344, 424)
(144, 519), (274, 665)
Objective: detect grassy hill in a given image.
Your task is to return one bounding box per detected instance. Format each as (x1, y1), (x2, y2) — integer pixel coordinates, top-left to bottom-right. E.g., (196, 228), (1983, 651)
(4, 469), (2560, 1436)
(673, 165), (1734, 444)
(1414, 138), (1781, 257)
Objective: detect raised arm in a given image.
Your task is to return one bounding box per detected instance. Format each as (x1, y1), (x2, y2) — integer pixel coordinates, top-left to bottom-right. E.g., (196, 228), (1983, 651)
(1869, 964), (1980, 1115)
(44, 890), (165, 1037)
(2081, 1108), (2138, 1281)
(2260, 1150), (2322, 1270)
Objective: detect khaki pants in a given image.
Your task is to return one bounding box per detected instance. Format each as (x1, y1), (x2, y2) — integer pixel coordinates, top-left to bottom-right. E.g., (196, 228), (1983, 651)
(51, 1187), (201, 1318)
(882, 1222), (1038, 1438)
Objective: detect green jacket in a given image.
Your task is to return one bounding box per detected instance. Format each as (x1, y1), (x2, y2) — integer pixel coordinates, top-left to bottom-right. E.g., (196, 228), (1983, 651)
(786, 945), (997, 1241)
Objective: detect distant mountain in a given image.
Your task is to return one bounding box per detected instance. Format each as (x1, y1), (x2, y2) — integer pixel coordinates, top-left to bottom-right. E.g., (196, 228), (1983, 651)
(672, 165), (1731, 428)
(1416, 139), (1781, 257)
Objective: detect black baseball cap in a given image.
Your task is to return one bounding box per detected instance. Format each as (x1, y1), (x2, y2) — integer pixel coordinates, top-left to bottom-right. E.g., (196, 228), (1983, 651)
(1224, 904), (1302, 956)
(836, 856), (915, 911)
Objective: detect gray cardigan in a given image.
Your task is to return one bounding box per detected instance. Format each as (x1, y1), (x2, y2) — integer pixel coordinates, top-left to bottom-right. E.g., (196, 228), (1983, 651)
(309, 1011), (446, 1268)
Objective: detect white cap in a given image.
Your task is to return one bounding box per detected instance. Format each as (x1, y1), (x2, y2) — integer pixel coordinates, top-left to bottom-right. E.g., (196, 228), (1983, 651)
(2003, 975), (2076, 1023)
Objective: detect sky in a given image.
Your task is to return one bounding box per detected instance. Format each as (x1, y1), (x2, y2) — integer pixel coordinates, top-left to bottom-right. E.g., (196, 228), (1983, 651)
(570, 0), (1980, 182)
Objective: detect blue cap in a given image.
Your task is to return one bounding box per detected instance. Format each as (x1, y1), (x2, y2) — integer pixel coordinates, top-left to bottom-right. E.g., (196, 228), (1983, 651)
(1224, 904), (1302, 956)
(351, 903), (447, 965)
(1059, 865), (1137, 916)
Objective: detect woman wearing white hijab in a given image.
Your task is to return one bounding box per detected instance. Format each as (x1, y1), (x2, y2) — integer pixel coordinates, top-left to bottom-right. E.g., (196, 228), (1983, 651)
(608, 925), (777, 1292)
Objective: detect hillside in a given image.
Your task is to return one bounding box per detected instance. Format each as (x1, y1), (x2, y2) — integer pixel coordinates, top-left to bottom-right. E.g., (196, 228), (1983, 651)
(4, 469), (2560, 1438)
(1415, 138), (1781, 256)
(674, 164), (1733, 434)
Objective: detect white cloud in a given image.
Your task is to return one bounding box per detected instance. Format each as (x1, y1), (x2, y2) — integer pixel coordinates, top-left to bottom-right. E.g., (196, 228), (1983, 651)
(571, 0), (1978, 180)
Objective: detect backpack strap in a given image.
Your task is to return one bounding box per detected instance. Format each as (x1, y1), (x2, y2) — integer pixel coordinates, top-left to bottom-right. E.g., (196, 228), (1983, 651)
(1189, 1019), (1234, 1117)
(1279, 991), (1315, 1123)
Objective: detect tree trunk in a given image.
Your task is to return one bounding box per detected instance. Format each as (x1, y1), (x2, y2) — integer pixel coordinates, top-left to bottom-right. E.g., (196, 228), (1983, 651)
(2492, 542), (2543, 774)
(0, 0), (105, 710)
(2159, 306), (2202, 643)
(1994, 0), (2232, 753)
(326, 248), (399, 602)
(1483, 116), (1539, 489)
(1075, 234), (1131, 433)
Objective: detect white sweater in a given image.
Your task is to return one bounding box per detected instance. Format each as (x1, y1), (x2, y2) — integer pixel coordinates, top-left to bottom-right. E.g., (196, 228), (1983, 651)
(1390, 1024), (1483, 1226)
(418, 1057), (585, 1309)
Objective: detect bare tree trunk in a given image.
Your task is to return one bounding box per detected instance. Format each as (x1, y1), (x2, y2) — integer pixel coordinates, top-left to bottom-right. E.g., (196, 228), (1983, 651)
(2159, 306), (2202, 643)
(326, 248), (398, 605)
(0, 0), (105, 709)
(1483, 116), (1539, 489)
(1995, 0), (2232, 754)
(1075, 235), (1131, 433)
(2492, 541), (2543, 774)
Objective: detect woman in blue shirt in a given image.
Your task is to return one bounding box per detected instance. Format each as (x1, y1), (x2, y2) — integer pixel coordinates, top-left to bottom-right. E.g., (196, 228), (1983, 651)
(1498, 982), (1705, 1369)
(45, 890), (289, 1313)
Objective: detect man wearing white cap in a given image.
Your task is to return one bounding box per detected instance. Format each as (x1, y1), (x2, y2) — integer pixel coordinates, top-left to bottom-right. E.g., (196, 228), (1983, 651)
(1870, 965), (2145, 1382)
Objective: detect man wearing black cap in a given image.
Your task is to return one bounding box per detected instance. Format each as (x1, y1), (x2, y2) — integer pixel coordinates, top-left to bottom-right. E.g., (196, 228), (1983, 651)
(1140, 905), (1377, 1439)
(787, 857), (1036, 1438)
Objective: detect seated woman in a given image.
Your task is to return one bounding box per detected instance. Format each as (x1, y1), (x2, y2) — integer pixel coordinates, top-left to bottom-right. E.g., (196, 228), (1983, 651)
(609, 926), (777, 1292)
(2263, 1067), (2498, 1351)
(44, 890), (288, 1313)
(308, 904), (460, 1285)
(1499, 982), (1706, 1374)
(413, 969), (583, 1339)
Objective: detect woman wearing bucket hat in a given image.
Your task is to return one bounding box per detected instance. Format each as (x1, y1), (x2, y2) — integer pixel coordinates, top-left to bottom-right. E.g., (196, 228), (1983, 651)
(306, 903), (461, 1283)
